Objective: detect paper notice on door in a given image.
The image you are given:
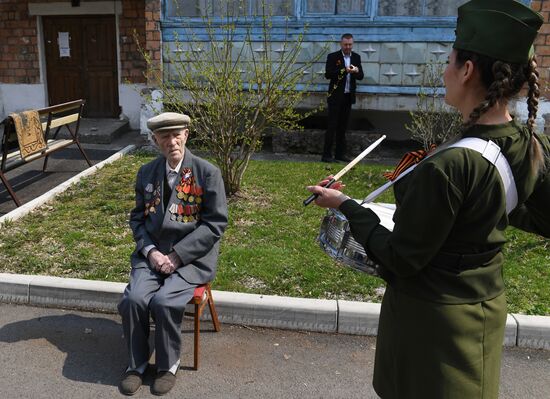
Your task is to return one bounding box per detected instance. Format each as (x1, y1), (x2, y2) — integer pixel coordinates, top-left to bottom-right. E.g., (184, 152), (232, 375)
(58, 32), (70, 58)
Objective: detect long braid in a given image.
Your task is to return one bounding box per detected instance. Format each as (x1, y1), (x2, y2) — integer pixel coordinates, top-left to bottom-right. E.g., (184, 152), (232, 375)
(525, 56), (546, 173)
(526, 56), (539, 134)
(462, 61), (512, 131)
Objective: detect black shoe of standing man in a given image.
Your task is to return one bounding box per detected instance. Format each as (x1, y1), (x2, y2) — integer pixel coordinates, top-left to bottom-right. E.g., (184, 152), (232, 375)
(321, 156), (335, 163)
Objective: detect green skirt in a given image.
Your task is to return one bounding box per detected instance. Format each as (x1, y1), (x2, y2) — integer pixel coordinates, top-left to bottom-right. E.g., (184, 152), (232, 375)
(373, 286), (507, 399)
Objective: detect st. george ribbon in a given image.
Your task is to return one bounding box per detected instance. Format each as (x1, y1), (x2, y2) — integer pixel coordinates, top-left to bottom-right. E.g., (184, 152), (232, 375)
(303, 135), (386, 206)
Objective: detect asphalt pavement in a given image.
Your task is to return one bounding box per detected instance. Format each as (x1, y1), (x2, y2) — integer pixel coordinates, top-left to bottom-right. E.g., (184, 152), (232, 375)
(0, 304), (548, 399)
(0, 130), (145, 217)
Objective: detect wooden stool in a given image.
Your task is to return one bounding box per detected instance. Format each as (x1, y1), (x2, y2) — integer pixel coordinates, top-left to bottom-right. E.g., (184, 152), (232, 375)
(185, 283), (220, 370)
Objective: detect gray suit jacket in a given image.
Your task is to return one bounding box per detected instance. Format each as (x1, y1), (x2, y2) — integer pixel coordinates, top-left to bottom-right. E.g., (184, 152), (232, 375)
(129, 149), (228, 284)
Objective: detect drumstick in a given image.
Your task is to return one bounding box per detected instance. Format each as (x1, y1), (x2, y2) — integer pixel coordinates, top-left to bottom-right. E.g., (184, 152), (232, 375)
(303, 135), (386, 206)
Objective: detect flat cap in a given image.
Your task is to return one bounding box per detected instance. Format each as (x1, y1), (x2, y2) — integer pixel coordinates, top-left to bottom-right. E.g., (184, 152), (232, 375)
(147, 112), (190, 133)
(453, 0), (543, 64)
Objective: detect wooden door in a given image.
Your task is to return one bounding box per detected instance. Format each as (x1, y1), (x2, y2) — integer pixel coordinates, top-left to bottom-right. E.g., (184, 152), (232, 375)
(43, 16), (119, 117)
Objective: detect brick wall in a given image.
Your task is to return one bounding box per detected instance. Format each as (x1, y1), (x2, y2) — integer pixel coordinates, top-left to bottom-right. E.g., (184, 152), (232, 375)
(532, 1), (550, 97)
(144, 0), (162, 85)
(120, 0), (147, 84)
(120, 0), (161, 85)
(0, 1), (40, 84)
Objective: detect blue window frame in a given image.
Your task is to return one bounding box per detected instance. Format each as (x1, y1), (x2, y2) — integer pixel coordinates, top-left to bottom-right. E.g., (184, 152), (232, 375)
(164, 0), (295, 18)
(163, 0), (532, 22)
(304, 0), (368, 15)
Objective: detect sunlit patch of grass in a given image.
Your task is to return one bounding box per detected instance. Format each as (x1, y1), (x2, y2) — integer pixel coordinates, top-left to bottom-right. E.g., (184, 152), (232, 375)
(0, 153), (548, 314)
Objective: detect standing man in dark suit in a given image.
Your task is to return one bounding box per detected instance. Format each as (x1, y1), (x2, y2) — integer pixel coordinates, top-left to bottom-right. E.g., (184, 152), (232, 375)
(118, 112), (228, 396)
(323, 33), (364, 163)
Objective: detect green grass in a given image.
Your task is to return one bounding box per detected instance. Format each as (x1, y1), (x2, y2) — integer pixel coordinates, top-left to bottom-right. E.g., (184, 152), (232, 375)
(0, 151), (548, 315)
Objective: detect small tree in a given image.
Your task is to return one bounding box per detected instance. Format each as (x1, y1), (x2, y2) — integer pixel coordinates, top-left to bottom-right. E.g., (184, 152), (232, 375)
(405, 61), (462, 150)
(140, 0), (326, 195)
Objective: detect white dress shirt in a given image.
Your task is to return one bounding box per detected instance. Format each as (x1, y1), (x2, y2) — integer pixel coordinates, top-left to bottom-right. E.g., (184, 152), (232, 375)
(342, 51), (351, 94)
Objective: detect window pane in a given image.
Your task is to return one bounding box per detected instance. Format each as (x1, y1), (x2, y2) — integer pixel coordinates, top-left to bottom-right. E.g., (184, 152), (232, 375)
(165, 0), (205, 17)
(253, 0), (294, 16)
(337, 0), (365, 14)
(165, 0), (249, 17)
(307, 0), (335, 14)
(212, 0), (250, 16)
(425, 0), (467, 16)
(378, 0), (421, 16)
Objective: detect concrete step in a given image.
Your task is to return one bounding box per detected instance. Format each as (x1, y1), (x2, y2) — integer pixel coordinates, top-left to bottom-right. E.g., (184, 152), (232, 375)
(53, 118), (130, 144)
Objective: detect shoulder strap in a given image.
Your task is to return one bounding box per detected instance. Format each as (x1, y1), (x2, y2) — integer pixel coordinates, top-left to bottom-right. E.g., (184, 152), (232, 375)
(447, 137), (518, 214)
(362, 138), (518, 215)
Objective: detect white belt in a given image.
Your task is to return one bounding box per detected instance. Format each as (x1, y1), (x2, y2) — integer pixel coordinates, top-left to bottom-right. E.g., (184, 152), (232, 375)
(363, 138), (518, 215)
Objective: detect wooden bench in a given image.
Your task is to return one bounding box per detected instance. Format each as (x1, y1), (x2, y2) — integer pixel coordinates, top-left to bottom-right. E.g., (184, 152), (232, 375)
(0, 99), (92, 206)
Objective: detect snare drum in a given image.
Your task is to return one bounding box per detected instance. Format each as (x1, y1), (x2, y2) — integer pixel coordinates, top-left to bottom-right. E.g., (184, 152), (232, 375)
(318, 201), (396, 275)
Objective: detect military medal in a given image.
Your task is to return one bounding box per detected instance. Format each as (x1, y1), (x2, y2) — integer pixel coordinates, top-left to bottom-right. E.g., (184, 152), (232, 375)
(145, 183), (153, 193)
(168, 204), (178, 221)
(172, 168), (204, 223)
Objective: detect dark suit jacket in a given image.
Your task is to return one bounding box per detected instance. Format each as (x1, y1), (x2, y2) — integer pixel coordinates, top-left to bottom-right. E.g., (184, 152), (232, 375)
(129, 149), (228, 284)
(325, 50), (364, 105)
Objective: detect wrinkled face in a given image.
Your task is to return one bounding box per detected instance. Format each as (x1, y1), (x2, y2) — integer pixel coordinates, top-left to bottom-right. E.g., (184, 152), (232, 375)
(153, 128), (189, 166)
(340, 37), (353, 55)
(443, 50), (462, 107)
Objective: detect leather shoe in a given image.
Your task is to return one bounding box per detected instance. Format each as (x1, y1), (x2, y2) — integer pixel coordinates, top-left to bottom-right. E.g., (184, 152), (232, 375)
(152, 371), (177, 396)
(119, 370), (144, 396)
(321, 156), (335, 163)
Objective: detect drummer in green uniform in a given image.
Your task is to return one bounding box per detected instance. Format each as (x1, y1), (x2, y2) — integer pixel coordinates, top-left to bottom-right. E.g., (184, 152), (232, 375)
(307, 1), (550, 398)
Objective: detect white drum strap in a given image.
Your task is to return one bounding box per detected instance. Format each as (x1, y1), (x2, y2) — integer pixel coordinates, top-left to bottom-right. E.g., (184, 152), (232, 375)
(362, 138), (518, 215)
(448, 138), (518, 214)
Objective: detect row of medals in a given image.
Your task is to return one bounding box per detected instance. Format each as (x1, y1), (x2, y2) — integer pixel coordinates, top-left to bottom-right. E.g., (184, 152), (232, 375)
(144, 183), (161, 216)
(169, 173), (203, 223)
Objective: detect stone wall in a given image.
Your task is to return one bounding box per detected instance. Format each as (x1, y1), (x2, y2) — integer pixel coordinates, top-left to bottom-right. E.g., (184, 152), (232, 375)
(272, 130), (385, 157)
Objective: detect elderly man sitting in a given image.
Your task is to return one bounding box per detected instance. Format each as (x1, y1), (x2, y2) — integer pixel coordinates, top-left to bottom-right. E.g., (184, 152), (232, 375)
(118, 112), (228, 395)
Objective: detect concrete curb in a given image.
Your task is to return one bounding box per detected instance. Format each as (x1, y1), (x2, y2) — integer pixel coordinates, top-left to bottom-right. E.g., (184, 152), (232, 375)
(0, 144), (136, 227)
(513, 314), (550, 350)
(1, 273), (549, 350)
(212, 291), (337, 332)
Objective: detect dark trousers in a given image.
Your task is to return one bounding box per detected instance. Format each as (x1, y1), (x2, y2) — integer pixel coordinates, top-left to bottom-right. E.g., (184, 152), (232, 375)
(323, 94), (352, 158)
(118, 267), (197, 371)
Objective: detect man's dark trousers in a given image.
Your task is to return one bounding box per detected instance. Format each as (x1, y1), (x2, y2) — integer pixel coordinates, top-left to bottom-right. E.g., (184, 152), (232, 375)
(324, 93), (352, 159)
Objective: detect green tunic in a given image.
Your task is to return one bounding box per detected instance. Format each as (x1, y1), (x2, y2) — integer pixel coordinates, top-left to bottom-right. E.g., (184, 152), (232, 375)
(339, 121), (550, 399)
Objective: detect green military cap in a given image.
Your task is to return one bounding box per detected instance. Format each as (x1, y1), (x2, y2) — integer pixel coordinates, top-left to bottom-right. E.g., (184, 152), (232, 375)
(453, 0), (543, 64)
(147, 112), (191, 133)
